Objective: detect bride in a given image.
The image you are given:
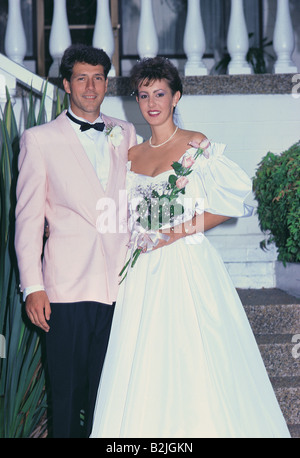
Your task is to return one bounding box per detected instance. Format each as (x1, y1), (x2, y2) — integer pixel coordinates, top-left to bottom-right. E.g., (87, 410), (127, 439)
(90, 57), (290, 438)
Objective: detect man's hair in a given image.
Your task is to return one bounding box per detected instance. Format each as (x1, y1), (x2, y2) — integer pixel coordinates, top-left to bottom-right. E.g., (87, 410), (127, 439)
(130, 56), (183, 98)
(60, 44), (111, 81)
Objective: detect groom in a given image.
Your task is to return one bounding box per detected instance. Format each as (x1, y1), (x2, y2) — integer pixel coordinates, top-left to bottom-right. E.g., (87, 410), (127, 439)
(15, 44), (137, 437)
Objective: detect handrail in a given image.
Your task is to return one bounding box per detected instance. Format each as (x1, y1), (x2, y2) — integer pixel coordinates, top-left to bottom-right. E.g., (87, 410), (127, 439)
(0, 53), (57, 121)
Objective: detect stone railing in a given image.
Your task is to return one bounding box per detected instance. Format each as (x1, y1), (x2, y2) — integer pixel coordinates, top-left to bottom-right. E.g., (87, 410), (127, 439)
(3, 0), (299, 79)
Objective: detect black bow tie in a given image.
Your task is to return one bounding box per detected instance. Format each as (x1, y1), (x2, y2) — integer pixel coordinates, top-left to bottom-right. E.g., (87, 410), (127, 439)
(66, 111), (105, 132)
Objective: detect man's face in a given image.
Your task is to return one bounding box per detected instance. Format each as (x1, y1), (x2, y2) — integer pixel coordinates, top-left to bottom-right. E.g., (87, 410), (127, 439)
(63, 62), (108, 122)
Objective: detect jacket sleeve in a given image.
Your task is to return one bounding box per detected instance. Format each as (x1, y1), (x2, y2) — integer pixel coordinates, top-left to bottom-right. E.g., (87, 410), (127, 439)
(15, 129), (47, 292)
(128, 122), (137, 150)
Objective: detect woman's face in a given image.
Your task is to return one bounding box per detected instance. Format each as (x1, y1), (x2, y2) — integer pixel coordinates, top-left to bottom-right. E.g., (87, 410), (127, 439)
(136, 79), (181, 127)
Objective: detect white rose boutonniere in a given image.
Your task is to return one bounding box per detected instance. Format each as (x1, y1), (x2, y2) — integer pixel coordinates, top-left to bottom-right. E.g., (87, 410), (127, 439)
(105, 124), (124, 148)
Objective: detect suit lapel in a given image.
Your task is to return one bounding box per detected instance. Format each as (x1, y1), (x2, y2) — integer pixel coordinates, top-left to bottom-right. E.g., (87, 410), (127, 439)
(101, 114), (127, 197)
(55, 111), (127, 202)
(56, 111), (106, 199)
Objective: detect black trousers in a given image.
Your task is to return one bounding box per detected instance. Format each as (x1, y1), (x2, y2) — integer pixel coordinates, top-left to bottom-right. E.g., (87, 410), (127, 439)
(45, 301), (115, 438)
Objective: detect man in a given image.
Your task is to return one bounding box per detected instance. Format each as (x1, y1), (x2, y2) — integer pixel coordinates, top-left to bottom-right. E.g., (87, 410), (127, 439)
(15, 44), (137, 437)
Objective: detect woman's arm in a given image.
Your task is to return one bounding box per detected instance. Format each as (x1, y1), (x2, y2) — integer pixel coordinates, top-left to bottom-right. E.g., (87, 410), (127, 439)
(152, 212), (231, 250)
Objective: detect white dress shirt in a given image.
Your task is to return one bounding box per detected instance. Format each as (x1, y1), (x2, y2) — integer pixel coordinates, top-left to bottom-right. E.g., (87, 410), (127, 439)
(23, 108), (110, 301)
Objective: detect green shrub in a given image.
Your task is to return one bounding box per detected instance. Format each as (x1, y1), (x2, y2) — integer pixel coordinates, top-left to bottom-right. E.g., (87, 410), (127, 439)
(253, 141), (300, 264)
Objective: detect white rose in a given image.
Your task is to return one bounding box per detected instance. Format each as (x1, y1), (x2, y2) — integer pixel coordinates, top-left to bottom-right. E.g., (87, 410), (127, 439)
(107, 125), (124, 147)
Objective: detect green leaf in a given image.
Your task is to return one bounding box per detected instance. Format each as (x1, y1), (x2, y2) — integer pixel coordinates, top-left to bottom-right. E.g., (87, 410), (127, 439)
(168, 174), (177, 186)
(253, 141), (300, 263)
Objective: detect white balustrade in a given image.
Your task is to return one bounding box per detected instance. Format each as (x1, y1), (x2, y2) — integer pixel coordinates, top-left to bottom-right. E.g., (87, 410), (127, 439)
(227, 0), (252, 74)
(184, 0), (208, 76)
(273, 0), (297, 74)
(48, 0), (71, 77)
(1, 1), (299, 79)
(4, 0), (27, 66)
(137, 0), (159, 59)
(93, 0), (116, 76)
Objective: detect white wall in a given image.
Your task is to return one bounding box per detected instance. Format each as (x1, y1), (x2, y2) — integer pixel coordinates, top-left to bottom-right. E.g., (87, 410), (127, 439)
(102, 92), (300, 288)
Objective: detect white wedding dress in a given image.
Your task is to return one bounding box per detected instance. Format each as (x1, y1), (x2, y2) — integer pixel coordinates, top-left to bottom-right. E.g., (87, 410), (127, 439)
(90, 143), (291, 438)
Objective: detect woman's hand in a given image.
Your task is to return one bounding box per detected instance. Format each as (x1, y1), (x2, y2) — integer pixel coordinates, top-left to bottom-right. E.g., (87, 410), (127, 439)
(189, 137), (210, 158)
(150, 212), (231, 251)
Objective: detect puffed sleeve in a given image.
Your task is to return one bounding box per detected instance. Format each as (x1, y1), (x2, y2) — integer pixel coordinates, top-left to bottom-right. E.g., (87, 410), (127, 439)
(186, 142), (253, 218)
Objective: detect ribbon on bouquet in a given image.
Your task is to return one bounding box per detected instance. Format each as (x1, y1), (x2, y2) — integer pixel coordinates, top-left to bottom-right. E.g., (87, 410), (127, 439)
(129, 226), (170, 252)
(119, 225), (170, 284)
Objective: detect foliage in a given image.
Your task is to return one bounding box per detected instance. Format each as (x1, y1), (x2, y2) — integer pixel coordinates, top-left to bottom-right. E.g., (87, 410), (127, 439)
(0, 84), (68, 437)
(212, 33), (275, 75)
(253, 142), (300, 264)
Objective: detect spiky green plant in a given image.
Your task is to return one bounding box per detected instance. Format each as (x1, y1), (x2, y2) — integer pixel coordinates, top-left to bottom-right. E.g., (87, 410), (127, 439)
(0, 84), (68, 438)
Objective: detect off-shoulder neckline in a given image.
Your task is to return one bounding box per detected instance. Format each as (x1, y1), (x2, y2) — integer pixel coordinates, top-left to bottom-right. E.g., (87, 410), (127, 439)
(127, 147), (196, 179)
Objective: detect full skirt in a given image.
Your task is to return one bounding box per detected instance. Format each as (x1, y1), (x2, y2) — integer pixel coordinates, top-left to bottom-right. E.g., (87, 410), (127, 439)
(91, 236), (291, 438)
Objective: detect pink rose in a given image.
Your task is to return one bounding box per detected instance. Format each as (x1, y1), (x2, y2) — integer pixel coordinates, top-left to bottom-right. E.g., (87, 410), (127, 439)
(176, 176), (189, 190)
(200, 138), (210, 150)
(182, 156), (195, 168)
(188, 140), (201, 149)
(188, 138), (210, 158)
(200, 138), (210, 158)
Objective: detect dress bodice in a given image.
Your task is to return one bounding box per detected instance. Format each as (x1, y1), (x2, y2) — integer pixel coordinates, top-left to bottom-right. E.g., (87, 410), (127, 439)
(126, 142), (253, 235)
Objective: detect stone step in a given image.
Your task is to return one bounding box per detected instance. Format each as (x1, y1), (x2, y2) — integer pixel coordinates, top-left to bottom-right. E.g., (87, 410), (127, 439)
(237, 289), (300, 437)
(256, 340), (300, 435)
(239, 288), (300, 335)
(244, 304), (300, 334)
(256, 339), (300, 378)
(273, 382), (300, 438)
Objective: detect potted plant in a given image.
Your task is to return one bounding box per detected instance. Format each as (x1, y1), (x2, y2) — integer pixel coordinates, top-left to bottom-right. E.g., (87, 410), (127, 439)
(253, 141), (300, 297)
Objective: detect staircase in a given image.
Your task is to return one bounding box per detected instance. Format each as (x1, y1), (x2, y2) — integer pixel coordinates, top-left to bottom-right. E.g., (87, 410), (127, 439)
(238, 288), (300, 438)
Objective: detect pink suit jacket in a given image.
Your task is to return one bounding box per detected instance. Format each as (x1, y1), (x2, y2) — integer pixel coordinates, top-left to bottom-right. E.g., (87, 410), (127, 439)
(15, 110), (137, 304)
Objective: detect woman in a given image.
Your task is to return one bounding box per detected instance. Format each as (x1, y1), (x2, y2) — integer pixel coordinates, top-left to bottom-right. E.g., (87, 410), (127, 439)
(91, 57), (290, 438)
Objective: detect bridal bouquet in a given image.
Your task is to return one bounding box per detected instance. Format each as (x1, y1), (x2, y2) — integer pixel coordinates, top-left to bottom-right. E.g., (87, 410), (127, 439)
(119, 139), (210, 283)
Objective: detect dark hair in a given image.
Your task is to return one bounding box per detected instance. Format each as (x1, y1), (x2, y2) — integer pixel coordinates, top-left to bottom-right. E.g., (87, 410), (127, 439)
(60, 44), (112, 81)
(130, 57), (183, 99)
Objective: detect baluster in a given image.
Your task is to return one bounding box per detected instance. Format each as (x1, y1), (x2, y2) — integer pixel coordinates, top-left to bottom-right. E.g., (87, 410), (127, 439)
(137, 0), (159, 58)
(4, 0), (27, 66)
(48, 0), (71, 77)
(184, 0), (208, 75)
(227, 0), (252, 74)
(0, 74), (7, 101)
(93, 0), (115, 76)
(273, 0), (297, 73)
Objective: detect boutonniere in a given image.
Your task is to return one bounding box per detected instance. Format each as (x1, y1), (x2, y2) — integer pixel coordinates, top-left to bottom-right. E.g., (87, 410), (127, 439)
(105, 124), (124, 148)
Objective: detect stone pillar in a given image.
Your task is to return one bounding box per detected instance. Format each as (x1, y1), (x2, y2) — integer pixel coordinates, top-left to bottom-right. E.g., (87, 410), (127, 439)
(4, 0), (27, 66)
(184, 0), (208, 75)
(227, 0), (252, 74)
(273, 0), (297, 73)
(93, 0), (116, 76)
(48, 0), (71, 77)
(137, 0), (159, 58)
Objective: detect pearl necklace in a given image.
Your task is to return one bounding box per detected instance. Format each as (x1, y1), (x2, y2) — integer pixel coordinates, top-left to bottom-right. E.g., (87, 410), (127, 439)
(149, 126), (179, 148)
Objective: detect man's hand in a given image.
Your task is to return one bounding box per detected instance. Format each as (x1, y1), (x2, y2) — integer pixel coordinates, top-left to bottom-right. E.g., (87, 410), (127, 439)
(25, 291), (51, 332)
